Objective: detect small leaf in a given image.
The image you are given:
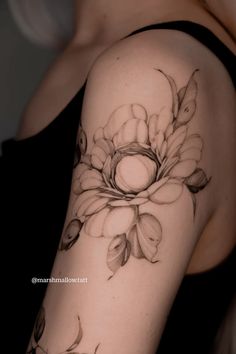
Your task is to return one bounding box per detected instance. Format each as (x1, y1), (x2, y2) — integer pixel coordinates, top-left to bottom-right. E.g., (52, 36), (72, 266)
(94, 343), (101, 354)
(59, 219), (82, 251)
(155, 69), (179, 117)
(127, 226), (144, 259)
(34, 307), (46, 343)
(66, 316), (83, 352)
(178, 86), (186, 104)
(107, 234), (131, 274)
(128, 214), (162, 262)
(78, 125), (87, 155)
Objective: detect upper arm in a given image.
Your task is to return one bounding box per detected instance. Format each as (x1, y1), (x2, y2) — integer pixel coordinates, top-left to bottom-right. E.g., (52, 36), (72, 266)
(28, 30), (235, 354)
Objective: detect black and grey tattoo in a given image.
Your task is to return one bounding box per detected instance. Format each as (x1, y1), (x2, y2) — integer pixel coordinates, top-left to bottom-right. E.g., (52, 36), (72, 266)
(59, 69), (210, 278)
(27, 306), (100, 354)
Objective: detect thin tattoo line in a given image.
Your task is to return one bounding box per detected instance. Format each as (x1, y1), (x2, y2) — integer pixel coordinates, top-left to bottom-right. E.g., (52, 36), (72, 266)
(27, 306), (100, 354)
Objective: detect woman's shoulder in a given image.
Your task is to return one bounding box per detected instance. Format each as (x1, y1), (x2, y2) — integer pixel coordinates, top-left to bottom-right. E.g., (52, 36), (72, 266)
(81, 26), (236, 273)
(87, 23), (235, 98)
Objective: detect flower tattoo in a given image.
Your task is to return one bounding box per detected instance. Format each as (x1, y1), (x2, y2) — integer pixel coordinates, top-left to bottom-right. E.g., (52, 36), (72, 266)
(59, 69), (210, 278)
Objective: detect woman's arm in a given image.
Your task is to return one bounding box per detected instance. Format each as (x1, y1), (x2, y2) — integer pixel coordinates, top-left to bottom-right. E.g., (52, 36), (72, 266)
(26, 29), (232, 354)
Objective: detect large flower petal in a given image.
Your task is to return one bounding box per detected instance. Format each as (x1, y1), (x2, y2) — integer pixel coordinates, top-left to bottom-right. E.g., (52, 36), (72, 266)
(108, 200), (130, 207)
(169, 159), (197, 178)
(179, 134), (203, 153)
(137, 119), (149, 144)
(96, 138), (114, 155)
(94, 127), (104, 142)
(165, 123), (174, 139)
(156, 131), (165, 152)
(113, 118), (149, 148)
(84, 206), (136, 238)
(73, 163), (91, 194)
(84, 207), (110, 237)
(160, 140), (168, 160)
(103, 206), (136, 238)
(84, 197), (110, 216)
(148, 114), (158, 143)
(145, 177), (169, 196)
(91, 146), (107, 170)
(104, 104), (147, 140)
(128, 197), (148, 206)
(73, 189), (100, 218)
(79, 168), (105, 190)
(90, 154), (104, 170)
(150, 180), (183, 204)
(158, 156), (179, 178)
(156, 107), (173, 134)
(167, 125), (188, 157)
(180, 147), (202, 162)
(76, 195), (101, 219)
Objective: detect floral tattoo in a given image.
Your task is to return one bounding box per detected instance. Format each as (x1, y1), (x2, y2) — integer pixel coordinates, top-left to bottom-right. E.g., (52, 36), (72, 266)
(27, 307), (100, 354)
(59, 69), (210, 278)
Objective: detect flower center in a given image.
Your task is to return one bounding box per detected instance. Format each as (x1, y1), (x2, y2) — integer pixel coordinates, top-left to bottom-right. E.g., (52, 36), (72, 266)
(115, 154), (157, 193)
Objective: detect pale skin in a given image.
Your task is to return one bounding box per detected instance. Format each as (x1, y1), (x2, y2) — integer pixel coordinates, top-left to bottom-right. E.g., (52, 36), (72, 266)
(22, 0), (236, 353)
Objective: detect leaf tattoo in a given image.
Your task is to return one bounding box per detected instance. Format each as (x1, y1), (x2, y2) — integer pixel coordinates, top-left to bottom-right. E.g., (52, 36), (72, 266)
(27, 310), (100, 354)
(34, 306), (46, 343)
(59, 219), (83, 251)
(65, 316), (83, 352)
(60, 69), (210, 278)
(107, 234), (131, 279)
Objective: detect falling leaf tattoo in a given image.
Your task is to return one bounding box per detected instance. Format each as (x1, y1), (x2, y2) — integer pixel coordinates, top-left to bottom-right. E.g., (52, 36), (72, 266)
(59, 69), (210, 278)
(59, 219), (83, 251)
(27, 308), (100, 354)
